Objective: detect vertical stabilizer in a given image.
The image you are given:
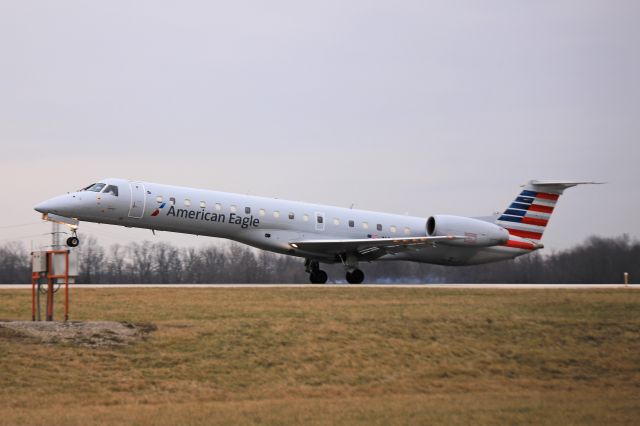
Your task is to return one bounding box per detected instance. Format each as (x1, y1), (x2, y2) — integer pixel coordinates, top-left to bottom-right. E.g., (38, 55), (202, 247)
(496, 180), (602, 242)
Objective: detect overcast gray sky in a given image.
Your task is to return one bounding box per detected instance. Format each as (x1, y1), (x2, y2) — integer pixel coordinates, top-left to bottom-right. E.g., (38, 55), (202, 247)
(1, 1), (638, 252)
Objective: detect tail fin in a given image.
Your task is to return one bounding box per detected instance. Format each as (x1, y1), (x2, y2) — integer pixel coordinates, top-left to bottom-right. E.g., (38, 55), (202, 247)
(496, 180), (602, 242)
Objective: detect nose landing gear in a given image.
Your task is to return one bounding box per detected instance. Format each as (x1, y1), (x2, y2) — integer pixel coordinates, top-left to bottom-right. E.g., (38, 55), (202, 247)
(66, 232), (80, 247)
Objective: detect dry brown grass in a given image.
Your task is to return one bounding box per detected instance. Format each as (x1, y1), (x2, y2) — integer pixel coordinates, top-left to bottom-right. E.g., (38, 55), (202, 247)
(0, 287), (639, 425)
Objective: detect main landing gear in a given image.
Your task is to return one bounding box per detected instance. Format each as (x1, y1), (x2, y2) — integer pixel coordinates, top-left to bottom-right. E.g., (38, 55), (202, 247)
(306, 259), (328, 284)
(341, 253), (365, 284)
(304, 259), (366, 284)
(346, 269), (364, 284)
(66, 231), (80, 247)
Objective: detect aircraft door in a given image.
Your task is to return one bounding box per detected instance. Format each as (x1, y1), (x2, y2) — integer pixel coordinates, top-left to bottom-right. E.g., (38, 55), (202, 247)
(128, 182), (146, 218)
(315, 212), (325, 231)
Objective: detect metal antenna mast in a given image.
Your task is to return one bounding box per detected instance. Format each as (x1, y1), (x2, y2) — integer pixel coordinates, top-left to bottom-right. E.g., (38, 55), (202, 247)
(52, 222), (61, 250)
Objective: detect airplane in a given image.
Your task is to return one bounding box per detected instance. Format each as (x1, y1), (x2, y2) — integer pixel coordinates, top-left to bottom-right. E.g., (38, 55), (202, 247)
(34, 179), (599, 284)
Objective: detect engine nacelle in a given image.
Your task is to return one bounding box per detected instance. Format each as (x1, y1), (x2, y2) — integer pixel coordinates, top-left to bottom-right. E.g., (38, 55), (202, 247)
(426, 215), (509, 247)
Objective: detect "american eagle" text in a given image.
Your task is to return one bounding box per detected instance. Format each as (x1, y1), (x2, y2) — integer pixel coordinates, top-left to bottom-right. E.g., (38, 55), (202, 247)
(165, 206), (259, 229)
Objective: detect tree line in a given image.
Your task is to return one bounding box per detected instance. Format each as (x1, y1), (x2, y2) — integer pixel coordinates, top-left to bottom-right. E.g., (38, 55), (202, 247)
(0, 235), (637, 284)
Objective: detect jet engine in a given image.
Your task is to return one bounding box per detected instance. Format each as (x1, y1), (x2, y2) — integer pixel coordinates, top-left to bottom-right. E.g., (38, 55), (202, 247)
(426, 215), (509, 247)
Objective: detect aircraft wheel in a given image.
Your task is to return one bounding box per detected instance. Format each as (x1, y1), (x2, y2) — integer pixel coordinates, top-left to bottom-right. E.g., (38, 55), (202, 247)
(66, 236), (80, 247)
(310, 270), (328, 284)
(346, 269), (364, 284)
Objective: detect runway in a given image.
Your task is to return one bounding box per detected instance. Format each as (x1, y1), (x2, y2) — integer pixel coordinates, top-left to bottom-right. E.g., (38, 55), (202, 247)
(0, 284), (636, 289)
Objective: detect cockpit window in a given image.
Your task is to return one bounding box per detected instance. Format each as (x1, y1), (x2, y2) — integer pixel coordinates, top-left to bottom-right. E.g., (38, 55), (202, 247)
(103, 185), (119, 196)
(84, 183), (106, 192)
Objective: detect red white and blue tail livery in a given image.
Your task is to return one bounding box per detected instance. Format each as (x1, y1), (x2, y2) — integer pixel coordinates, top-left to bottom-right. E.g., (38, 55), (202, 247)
(497, 181), (601, 251)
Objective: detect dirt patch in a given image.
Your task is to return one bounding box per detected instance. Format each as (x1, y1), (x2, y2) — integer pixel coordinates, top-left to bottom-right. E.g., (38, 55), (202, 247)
(0, 321), (156, 347)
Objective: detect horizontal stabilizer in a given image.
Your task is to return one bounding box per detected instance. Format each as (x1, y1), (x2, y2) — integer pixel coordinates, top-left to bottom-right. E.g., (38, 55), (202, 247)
(526, 180), (604, 195)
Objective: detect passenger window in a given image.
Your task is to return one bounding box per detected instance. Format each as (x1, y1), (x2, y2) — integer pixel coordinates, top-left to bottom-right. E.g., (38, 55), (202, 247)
(214, 203), (222, 211)
(404, 227), (411, 235)
(377, 224), (382, 231)
(103, 185), (119, 196)
(390, 225), (397, 233)
(170, 197), (176, 206)
(230, 205), (237, 213)
(245, 207), (251, 214)
(200, 201), (206, 209)
(333, 218), (340, 226)
(259, 208), (266, 217)
(362, 222), (369, 230)
(317, 216), (324, 224)
(273, 211), (280, 218)
(184, 199), (191, 207)
(288, 212), (295, 220)
(303, 214), (309, 222)
(348, 220), (355, 228)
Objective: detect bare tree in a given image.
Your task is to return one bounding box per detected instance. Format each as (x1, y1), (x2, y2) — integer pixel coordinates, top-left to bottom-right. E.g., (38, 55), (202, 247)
(76, 236), (105, 284)
(130, 242), (153, 283)
(1, 234), (637, 284)
(0, 242), (30, 284)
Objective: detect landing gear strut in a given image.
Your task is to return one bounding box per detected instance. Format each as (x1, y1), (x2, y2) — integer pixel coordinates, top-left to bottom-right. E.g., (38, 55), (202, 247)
(339, 253), (365, 284)
(305, 259), (328, 284)
(66, 231), (79, 247)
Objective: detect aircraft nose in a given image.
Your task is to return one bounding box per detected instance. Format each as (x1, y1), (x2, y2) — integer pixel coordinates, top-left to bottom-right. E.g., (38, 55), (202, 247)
(34, 195), (70, 215)
(34, 200), (53, 214)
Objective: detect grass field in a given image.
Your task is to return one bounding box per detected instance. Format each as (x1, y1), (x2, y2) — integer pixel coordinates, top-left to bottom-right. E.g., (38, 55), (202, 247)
(1, 287), (639, 425)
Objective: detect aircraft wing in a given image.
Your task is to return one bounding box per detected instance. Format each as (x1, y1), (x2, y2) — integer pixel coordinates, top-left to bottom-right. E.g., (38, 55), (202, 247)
(289, 235), (465, 261)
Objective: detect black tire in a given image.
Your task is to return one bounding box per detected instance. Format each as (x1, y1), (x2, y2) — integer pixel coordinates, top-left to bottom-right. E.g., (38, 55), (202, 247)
(310, 270), (328, 284)
(66, 236), (79, 247)
(316, 270), (328, 284)
(346, 269), (364, 284)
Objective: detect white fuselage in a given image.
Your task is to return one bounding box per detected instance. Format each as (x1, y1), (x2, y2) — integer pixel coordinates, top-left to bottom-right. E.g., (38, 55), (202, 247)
(35, 178), (528, 266)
